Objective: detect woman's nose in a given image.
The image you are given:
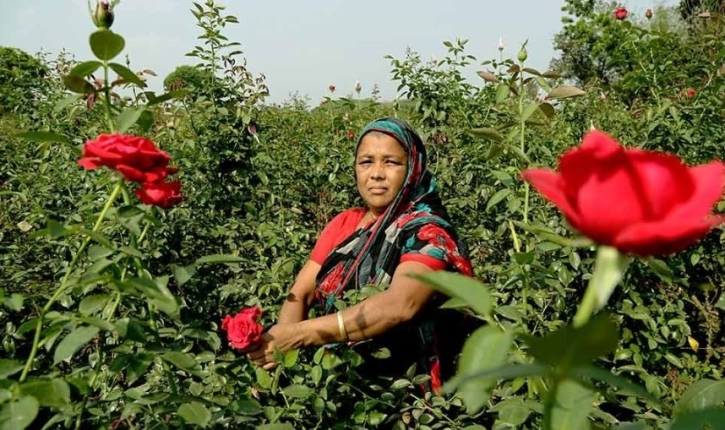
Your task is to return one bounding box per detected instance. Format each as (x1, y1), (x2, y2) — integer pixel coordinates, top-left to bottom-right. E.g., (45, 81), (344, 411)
(370, 162), (385, 179)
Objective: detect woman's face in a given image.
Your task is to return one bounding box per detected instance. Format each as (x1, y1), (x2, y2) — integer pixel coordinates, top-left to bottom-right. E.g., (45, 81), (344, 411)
(355, 132), (409, 215)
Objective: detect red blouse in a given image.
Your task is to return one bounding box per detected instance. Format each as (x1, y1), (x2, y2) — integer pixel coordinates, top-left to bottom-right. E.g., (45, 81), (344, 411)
(310, 208), (447, 271)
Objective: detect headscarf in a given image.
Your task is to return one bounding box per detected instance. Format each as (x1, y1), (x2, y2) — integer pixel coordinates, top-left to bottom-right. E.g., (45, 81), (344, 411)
(314, 118), (473, 391)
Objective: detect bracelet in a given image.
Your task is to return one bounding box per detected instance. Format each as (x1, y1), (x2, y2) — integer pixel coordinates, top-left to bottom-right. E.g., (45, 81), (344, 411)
(337, 311), (348, 342)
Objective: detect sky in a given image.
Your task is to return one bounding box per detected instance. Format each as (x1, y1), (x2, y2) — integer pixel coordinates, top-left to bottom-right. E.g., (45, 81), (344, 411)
(0, 0), (678, 104)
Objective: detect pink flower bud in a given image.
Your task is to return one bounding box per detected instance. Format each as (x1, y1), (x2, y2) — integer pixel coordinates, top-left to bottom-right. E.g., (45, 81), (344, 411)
(645, 8), (653, 19)
(497, 38), (505, 51)
(328, 84), (336, 92)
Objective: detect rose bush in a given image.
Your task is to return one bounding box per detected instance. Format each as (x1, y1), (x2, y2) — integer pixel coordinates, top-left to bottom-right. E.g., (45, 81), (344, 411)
(522, 130), (725, 256)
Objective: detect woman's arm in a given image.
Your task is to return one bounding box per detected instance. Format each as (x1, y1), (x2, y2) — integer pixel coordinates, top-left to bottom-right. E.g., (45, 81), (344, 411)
(275, 259), (320, 324)
(298, 261), (435, 345)
(248, 261), (436, 368)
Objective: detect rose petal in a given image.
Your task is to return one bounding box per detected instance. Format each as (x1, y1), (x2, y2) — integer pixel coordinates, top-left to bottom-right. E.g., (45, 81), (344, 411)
(665, 161), (725, 220)
(615, 215), (725, 256)
(578, 130), (622, 157)
(627, 150), (694, 218)
(116, 165), (147, 182)
(521, 169), (582, 227)
(78, 157), (101, 170)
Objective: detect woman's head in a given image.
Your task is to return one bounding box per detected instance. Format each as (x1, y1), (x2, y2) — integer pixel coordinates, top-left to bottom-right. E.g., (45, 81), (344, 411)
(354, 118), (427, 216)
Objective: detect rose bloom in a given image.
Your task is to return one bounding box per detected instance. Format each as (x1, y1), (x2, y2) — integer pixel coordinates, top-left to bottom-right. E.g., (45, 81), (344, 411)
(685, 88), (697, 98)
(522, 130), (725, 256)
(221, 307), (264, 350)
(135, 181), (184, 209)
(79, 134), (177, 183)
(614, 7), (628, 20)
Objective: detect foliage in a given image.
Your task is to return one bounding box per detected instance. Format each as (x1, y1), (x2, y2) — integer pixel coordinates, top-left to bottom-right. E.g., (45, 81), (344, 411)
(1, 0), (724, 429)
(0, 47), (50, 115)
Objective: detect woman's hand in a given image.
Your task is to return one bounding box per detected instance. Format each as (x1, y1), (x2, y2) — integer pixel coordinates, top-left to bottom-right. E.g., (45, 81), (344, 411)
(247, 323), (302, 370)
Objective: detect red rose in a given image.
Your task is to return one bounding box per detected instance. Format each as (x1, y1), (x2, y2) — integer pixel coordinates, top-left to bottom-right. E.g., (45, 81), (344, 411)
(347, 130), (355, 140)
(614, 7), (628, 20)
(328, 84), (336, 92)
(221, 306), (264, 350)
(645, 8), (653, 19)
(135, 180), (185, 208)
(522, 130), (725, 256)
(685, 87), (697, 98)
(79, 134), (176, 183)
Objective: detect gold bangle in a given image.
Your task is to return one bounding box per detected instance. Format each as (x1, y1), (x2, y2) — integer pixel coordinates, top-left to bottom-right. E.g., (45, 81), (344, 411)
(337, 311), (348, 342)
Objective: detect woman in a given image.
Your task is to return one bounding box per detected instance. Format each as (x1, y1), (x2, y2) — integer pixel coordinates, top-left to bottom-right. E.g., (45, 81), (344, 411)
(247, 118), (473, 392)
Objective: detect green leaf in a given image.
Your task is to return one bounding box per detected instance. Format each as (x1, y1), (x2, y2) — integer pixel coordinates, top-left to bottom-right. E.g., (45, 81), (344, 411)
(116, 108), (144, 133)
(15, 131), (71, 145)
(495, 83), (509, 103)
(413, 271), (492, 317)
(120, 277), (179, 318)
(283, 350), (299, 367)
(486, 188), (511, 212)
(127, 353), (154, 384)
(521, 102), (540, 122)
(61, 75), (94, 94)
(89, 30), (125, 61)
(137, 109), (154, 133)
(644, 258), (673, 284)
(0, 396), (39, 430)
(79, 294), (111, 315)
(539, 102), (555, 119)
(195, 254), (245, 265)
(53, 326), (100, 365)
(108, 62), (147, 87)
(0, 359), (24, 379)
(548, 379), (596, 430)
(674, 379), (725, 416)
(173, 264), (197, 287)
(54, 94), (84, 113)
(445, 325), (514, 413)
(669, 408), (725, 430)
(468, 127), (503, 142)
(4, 293), (23, 312)
(162, 352), (197, 371)
(146, 89), (191, 106)
(178, 402), (211, 427)
(523, 313), (619, 369)
(570, 365), (658, 403)
(115, 318), (147, 343)
(716, 293), (725, 311)
(88, 245), (114, 261)
(281, 384), (313, 399)
(20, 379), (71, 409)
(69, 61), (103, 78)
(547, 86), (586, 99)
(120, 245), (144, 258)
